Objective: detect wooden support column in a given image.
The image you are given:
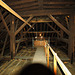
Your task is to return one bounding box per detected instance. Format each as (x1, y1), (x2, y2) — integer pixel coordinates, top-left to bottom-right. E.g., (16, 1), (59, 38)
(10, 15), (15, 58)
(68, 14), (75, 61)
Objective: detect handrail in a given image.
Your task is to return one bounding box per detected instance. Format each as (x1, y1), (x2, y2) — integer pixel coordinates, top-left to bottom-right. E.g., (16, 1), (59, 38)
(49, 46), (72, 75)
(45, 43), (72, 75)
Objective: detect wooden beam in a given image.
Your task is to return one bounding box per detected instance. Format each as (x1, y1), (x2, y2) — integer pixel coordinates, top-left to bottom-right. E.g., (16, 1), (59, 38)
(23, 31), (60, 33)
(44, 5), (75, 9)
(48, 15), (70, 35)
(30, 20), (53, 23)
(47, 23), (61, 36)
(43, 2), (75, 5)
(0, 0), (31, 26)
(1, 33), (8, 56)
(12, 2), (38, 9)
(68, 14), (75, 59)
(0, 11), (10, 36)
(15, 16), (33, 36)
(6, 0), (37, 6)
(19, 9), (73, 17)
(10, 15), (15, 58)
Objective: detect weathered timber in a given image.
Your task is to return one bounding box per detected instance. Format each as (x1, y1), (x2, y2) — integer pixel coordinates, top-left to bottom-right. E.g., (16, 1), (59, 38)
(15, 16), (33, 36)
(48, 14), (70, 35)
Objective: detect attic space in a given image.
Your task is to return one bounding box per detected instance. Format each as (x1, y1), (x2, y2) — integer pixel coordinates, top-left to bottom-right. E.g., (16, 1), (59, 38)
(0, 0), (75, 75)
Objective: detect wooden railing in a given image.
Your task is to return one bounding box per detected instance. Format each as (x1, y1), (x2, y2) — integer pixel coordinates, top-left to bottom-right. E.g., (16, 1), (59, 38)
(44, 42), (72, 75)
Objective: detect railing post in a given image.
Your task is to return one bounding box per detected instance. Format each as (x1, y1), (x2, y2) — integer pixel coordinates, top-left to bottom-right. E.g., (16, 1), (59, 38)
(54, 53), (57, 75)
(44, 42), (47, 57)
(47, 44), (49, 68)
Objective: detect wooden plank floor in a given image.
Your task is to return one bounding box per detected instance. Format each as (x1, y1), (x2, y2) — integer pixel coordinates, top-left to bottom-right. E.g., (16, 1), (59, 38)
(0, 47), (36, 75)
(33, 47), (46, 65)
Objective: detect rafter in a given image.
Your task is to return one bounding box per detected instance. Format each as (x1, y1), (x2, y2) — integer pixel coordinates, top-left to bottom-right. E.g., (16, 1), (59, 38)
(48, 14), (70, 35)
(0, 0), (31, 26)
(15, 16), (33, 36)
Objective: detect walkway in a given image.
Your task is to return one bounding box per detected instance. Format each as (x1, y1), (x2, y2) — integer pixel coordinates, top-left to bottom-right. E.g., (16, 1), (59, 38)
(33, 47), (46, 65)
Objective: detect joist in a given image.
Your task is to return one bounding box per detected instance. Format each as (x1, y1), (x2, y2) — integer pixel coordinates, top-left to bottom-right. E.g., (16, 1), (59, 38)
(48, 15), (70, 35)
(0, 0), (31, 26)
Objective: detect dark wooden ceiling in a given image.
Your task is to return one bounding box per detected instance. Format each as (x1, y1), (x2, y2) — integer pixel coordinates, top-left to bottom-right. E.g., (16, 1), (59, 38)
(3, 0), (75, 17)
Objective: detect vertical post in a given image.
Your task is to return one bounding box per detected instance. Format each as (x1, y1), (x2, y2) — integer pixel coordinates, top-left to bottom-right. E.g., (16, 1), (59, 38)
(10, 15), (15, 59)
(32, 37), (34, 48)
(44, 42), (47, 57)
(54, 54), (57, 75)
(47, 45), (49, 68)
(68, 14), (75, 62)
